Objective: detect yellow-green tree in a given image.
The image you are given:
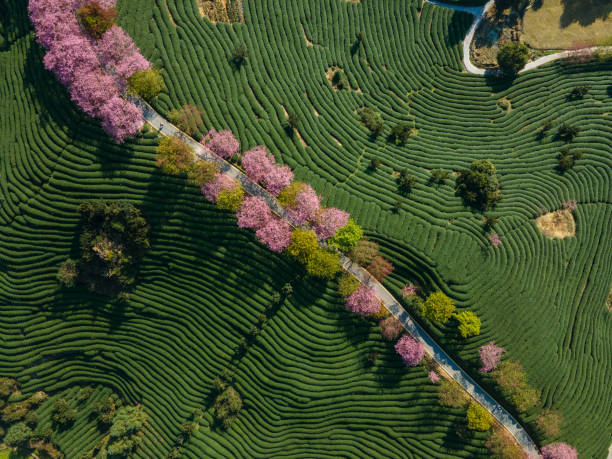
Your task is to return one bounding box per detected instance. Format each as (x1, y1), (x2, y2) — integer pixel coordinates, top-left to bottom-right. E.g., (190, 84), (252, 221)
(423, 291), (455, 323)
(287, 228), (318, 264)
(455, 311), (481, 338)
(467, 402), (493, 431)
(330, 219), (363, 252)
(217, 182), (244, 211)
(155, 137), (194, 175)
(127, 69), (165, 101)
(306, 250), (341, 280)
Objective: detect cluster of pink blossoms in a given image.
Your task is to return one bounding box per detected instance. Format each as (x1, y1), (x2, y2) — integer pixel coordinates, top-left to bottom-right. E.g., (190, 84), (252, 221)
(235, 196), (291, 252)
(202, 129), (240, 159)
(201, 173), (238, 203)
(241, 146), (293, 196)
(345, 285), (380, 317)
(489, 233), (502, 248)
(284, 184), (320, 225)
(428, 370), (440, 384)
(28, 0), (150, 142)
(479, 341), (505, 373)
(395, 335), (425, 367)
(255, 218), (292, 253)
(541, 443), (578, 459)
(401, 283), (418, 298)
(313, 207), (349, 239)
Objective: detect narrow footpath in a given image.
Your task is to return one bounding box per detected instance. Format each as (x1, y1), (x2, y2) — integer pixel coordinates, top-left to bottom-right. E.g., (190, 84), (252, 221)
(131, 96), (541, 457)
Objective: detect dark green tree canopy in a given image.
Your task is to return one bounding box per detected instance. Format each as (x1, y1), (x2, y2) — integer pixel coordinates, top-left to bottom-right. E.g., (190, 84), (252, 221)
(497, 42), (529, 75)
(455, 159), (501, 210)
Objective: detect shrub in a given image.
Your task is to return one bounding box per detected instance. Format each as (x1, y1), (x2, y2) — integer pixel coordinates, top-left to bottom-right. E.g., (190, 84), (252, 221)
(536, 410), (563, 437)
(156, 136), (195, 175)
(467, 402), (493, 431)
(187, 161), (219, 187)
(345, 284), (380, 317)
(231, 44), (248, 67)
(423, 291), (455, 323)
(286, 111), (300, 131)
(306, 250), (341, 280)
(557, 147), (582, 171)
(401, 283), (418, 298)
(348, 239), (378, 266)
(541, 442), (578, 459)
(569, 86), (589, 100)
(392, 200), (403, 214)
(430, 169), (450, 183)
(455, 159), (501, 210)
(428, 371), (440, 384)
(395, 335), (425, 366)
(0, 378), (17, 399)
(557, 123), (579, 143)
(357, 107), (384, 135)
(94, 396), (116, 424)
(489, 233), (502, 248)
(214, 387), (242, 429)
(3, 422), (32, 447)
(379, 316), (403, 341)
(77, 1), (117, 39)
(332, 69), (349, 90)
(57, 258), (78, 287)
(369, 158), (381, 170)
(127, 68), (165, 100)
(202, 129), (240, 159)
(168, 104), (203, 136)
(313, 208), (349, 240)
(390, 123), (414, 144)
(497, 42), (529, 75)
(337, 273), (360, 297)
(397, 169), (417, 193)
(438, 380), (469, 409)
(287, 228), (319, 263)
(330, 219), (363, 252)
(484, 216), (499, 228)
(479, 342), (505, 373)
(216, 182), (244, 211)
(52, 398), (77, 425)
(455, 311), (481, 338)
(367, 256), (394, 282)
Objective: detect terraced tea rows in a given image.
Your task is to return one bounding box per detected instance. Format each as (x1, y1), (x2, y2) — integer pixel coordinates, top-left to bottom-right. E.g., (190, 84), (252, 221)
(119, 0), (612, 455)
(0, 10), (495, 457)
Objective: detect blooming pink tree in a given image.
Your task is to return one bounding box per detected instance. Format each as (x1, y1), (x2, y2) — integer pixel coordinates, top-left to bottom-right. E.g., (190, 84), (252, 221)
(395, 335), (425, 367)
(489, 233), (501, 248)
(379, 315), (403, 341)
(345, 284), (380, 317)
(428, 371), (440, 384)
(284, 184), (320, 225)
(255, 218), (292, 253)
(401, 283), (418, 298)
(263, 164), (293, 196)
(99, 95), (144, 142)
(479, 342), (505, 373)
(96, 25), (151, 81)
(236, 196), (272, 230)
(201, 173), (237, 203)
(202, 129), (240, 159)
(541, 443), (578, 459)
(314, 207), (349, 239)
(241, 146), (293, 195)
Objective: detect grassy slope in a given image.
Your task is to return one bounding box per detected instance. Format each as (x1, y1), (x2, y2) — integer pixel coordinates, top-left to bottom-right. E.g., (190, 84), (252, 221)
(117, 0), (612, 455)
(0, 4), (492, 457)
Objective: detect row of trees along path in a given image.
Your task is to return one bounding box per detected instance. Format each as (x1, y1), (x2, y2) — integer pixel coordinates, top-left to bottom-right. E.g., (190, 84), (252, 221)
(129, 95), (541, 457)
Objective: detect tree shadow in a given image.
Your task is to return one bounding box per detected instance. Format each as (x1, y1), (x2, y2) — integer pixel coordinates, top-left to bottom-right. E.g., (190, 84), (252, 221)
(560, 0), (612, 28)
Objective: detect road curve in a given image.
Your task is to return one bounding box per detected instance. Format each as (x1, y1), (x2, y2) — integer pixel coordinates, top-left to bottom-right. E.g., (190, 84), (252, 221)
(425, 0), (611, 75)
(130, 96), (541, 457)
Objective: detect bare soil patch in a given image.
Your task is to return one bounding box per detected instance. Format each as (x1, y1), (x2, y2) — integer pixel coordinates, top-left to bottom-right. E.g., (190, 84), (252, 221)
(535, 209), (575, 239)
(198, 0), (244, 23)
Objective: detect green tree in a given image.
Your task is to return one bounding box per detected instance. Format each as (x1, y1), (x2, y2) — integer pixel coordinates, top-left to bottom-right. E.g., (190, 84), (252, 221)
(52, 398), (77, 425)
(337, 273), (359, 297)
(127, 69), (165, 100)
(467, 402), (493, 431)
(437, 380), (469, 409)
(357, 107), (384, 135)
(455, 311), (481, 338)
(330, 219), (363, 252)
(430, 169), (450, 184)
(397, 169), (418, 193)
(77, 1), (117, 39)
(156, 136), (195, 175)
(348, 239), (378, 266)
(217, 182), (244, 211)
(423, 291), (456, 323)
(57, 259), (78, 287)
(306, 250), (341, 280)
(497, 42), (529, 75)
(3, 422), (32, 447)
(214, 387), (242, 429)
(390, 123), (414, 144)
(168, 104), (203, 136)
(187, 161), (219, 186)
(231, 44), (248, 67)
(278, 182), (305, 207)
(455, 159), (501, 210)
(557, 123), (579, 143)
(287, 228), (319, 263)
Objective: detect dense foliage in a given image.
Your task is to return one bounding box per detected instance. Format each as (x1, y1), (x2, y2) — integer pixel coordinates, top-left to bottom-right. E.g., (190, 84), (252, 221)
(156, 136), (195, 175)
(466, 402), (493, 431)
(77, 1), (117, 39)
(422, 291), (456, 323)
(455, 311), (481, 337)
(455, 159), (501, 210)
(497, 42), (529, 75)
(394, 335), (425, 366)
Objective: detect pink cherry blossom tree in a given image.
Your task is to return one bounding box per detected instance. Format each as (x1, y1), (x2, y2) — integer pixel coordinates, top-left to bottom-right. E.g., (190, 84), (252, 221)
(201, 173), (237, 203)
(241, 146), (272, 183)
(236, 196), (272, 230)
(263, 164), (293, 196)
(401, 283), (418, 298)
(541, 443), (578, 459)
(313, 207), (349, 240)
(479, 341), (505, 373)
(99, 95), (144, 142)
(489, 233), (502, 248)
(284, 184), (320, 225)
(202, 129), (240, 159)
(428, 371), (440, 384)
(395, 335), (425, 367)
(96, 25), (151, 81)
(345, 284), (380, 317)
(255, 218), (292, 253)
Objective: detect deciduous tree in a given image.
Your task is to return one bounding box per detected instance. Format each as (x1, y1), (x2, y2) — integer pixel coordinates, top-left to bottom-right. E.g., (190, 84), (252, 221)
(467, 402), (493, 431)
(168, 104), (203, 136)
(423, 291), (455, 323)
(541, 442), (578, 459)
(395, 335), (425, 366)
(479, 342), (505, 373)
(367, 256), (394, 282)
(455, 311), (481, 338)
(345, 284), (380, 317)
(306, 250), (341, 280)
(330, 219), (363, 252)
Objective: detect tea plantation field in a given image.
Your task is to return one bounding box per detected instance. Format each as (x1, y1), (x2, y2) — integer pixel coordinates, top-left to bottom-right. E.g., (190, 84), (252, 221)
(118, 0), (612, 456)
(0, 5), (494, 456)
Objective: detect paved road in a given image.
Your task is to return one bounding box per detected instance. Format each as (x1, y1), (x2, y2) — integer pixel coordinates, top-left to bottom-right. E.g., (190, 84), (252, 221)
(131, 96), (541, 457)
(425, 0), (612, 75)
